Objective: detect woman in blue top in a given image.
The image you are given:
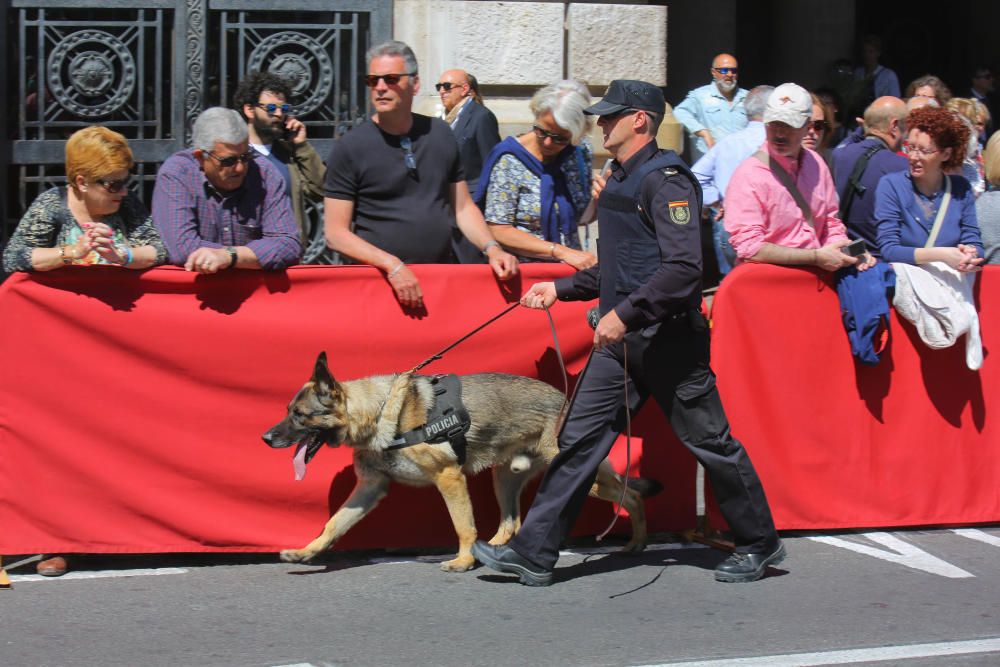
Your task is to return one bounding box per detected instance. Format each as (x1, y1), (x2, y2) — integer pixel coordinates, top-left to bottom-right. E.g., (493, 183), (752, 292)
(874, 105), (984, 271)
(475, 80), (597, 270)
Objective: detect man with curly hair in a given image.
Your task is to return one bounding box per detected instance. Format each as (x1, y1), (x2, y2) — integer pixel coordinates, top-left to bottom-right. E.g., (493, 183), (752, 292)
(233, 71), (326, 257)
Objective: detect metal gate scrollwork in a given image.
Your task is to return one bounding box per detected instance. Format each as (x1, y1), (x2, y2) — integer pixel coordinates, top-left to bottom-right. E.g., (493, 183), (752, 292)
(47, 30), (137, 118)
(2, 0), (392, 260)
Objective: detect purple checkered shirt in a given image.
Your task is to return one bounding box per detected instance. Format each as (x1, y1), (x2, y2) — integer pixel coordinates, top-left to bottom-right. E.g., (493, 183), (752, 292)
(151, 150), (301, 269)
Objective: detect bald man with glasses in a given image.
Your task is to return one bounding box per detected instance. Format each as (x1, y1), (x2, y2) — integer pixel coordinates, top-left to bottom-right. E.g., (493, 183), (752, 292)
(436, 69), (500, 197)
(673, 53), (749, 163)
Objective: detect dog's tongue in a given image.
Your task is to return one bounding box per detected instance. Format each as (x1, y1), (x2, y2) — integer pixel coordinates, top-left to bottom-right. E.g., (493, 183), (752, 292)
(293, 443), (309, 481)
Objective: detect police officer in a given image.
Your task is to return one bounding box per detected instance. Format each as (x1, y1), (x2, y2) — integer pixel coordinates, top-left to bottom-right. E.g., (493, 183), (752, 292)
(472, 80), (784, 586)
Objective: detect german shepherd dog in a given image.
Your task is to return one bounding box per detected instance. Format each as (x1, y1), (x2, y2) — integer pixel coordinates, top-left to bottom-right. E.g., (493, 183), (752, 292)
(262, 352), (658, 572)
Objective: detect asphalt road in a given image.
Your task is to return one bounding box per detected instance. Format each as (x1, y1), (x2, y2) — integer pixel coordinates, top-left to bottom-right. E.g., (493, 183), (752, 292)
(3, 527), (1000, 667)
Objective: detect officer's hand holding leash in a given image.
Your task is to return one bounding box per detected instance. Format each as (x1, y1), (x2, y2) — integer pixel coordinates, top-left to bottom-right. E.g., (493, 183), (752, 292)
(520, 281), (557, 310)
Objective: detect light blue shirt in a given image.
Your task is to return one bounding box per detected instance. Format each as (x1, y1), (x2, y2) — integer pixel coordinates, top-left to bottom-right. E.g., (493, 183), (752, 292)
(673, 82), (748, 160)
(692, 120), (766, 206)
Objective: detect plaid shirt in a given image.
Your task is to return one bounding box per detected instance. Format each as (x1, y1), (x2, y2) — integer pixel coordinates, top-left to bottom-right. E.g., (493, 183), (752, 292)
(151, 150), (301, 269)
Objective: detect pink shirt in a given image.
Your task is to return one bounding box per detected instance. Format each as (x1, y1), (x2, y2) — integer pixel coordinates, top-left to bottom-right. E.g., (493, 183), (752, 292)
(723, 143), (848, 260)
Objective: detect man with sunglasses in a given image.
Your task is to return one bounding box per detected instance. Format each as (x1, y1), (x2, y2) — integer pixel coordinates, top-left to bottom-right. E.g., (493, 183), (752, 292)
(674, 53), (748, 163)
(724, 83), (873, 273)
(152, 107), (301, 273)
(233, 71), (326, 260)
(323, 41), (516, 308)
(473, 80), (784, 586)
(436, 69), (500, 196)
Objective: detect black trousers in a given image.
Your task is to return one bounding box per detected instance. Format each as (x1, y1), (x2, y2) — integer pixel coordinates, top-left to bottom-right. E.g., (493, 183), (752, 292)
(509, 313), (778, 569)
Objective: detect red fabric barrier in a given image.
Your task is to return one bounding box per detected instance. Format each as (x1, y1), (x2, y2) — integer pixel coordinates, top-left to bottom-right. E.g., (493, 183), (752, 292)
(0, 265), (693, 554)
(712, 263), (1000, 529)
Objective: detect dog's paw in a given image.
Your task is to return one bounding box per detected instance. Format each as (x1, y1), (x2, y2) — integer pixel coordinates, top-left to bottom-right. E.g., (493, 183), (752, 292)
(487, 533), (514, 546)
(279, 549), (313, 563)
(618, 540), (648, 555)
(440, 555), (476, 572)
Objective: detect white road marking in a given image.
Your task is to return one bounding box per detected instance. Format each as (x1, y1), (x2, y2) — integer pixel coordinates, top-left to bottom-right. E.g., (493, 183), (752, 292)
(10, 567), (188, 583)
(953, 527), (1000, 547)
(637, 637), (1000, 666)
(808, 531), (974, 578)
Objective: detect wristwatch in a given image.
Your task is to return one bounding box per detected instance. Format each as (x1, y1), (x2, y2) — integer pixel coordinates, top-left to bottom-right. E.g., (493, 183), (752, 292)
(224, 246), (238, 269)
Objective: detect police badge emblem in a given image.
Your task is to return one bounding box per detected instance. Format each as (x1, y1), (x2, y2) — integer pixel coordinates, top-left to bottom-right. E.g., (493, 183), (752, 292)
(668, 200), (690, 224)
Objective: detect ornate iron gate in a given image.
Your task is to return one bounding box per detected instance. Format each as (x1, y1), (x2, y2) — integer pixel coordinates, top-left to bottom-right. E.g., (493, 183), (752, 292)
(2, 0), (391, 260)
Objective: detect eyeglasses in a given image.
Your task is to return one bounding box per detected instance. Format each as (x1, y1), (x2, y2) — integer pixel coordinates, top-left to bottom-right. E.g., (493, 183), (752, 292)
(400, 136), (417, 176)
(255, 102), (291, 116)
(95, 176), (131, 193)
(903, 143), (939, 157)
(364, 72), (416, 87)
(808, 120), (830, 133)
(713, 67), (738, 76)
(435, 82), (463, 92)
(532, 125), (571, 145)
(205, 150), (256, 168)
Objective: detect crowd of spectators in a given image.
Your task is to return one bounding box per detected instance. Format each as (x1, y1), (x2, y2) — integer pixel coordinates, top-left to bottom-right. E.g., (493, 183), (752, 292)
(2, 36), (999, 578)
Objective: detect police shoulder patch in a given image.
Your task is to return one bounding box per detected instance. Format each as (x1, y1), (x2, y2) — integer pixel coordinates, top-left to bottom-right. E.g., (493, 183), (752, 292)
(668, 199), (690, 225)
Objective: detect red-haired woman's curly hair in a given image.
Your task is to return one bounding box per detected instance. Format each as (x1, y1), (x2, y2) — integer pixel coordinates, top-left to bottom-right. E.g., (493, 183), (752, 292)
(905, 106), (969, 170)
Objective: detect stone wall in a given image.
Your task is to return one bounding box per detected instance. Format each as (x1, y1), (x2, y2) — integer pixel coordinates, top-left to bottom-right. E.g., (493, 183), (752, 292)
(393, 1), (680, 157)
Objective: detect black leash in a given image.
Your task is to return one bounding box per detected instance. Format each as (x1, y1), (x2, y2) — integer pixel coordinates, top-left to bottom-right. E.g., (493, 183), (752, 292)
(596, 343), (632, 543)
(408, 303), (521, 374)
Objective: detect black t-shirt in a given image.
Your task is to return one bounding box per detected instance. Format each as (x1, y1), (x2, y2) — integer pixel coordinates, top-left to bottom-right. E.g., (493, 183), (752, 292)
(324, 114), (465, 263)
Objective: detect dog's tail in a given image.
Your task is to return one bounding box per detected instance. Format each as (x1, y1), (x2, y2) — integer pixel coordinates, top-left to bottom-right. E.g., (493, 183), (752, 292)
(626, 477), (664, 498)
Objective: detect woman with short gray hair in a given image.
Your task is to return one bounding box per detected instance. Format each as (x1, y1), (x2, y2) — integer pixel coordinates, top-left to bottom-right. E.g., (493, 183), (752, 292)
(474, 80), (597, 270)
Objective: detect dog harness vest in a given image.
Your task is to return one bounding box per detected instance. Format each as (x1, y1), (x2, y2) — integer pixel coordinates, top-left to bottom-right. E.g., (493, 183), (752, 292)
(387, 374), (472, 464)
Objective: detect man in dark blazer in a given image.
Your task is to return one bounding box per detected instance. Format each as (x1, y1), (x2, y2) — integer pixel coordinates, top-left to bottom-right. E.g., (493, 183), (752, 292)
(436, 69), (500, 194)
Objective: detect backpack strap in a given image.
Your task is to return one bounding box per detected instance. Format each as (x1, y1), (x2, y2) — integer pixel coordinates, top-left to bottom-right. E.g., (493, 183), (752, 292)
(753, 150), (815, 231)
(839, 138), (888, 222)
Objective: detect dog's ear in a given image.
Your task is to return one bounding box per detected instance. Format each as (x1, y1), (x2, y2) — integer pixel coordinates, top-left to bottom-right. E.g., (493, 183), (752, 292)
(312, 351), (337, 390)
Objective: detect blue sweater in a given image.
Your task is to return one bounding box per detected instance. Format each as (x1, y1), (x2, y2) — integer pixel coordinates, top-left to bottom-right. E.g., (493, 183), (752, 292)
(874, 170), (983, 264)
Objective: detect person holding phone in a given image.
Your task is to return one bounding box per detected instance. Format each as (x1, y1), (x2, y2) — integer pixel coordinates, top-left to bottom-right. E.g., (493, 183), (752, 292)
(725, 83), (876, 272)
(233, 71), (326, 259)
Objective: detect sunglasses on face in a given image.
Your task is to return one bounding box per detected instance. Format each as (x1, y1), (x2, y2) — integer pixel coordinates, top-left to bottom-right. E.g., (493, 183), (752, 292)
(255, 102), (291, 115)
(206, 150), (255, 168)
(713, 67), (738, 76)
(95, 176), (132, 193)
(435, 82), (462, 92)
(364, 72), (416, 87)
(532, 125), (571, 145)
(400, 136), (417, 176)
(808, 120), (830, 133)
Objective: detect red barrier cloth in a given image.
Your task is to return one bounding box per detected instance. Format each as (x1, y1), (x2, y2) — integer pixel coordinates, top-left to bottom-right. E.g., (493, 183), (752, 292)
(0, 265), (692, 554)
(712, 263), (1000, 529)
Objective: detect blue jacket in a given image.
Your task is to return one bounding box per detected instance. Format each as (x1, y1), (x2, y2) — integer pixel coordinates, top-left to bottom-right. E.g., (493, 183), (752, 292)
(874, 171), (983, 264)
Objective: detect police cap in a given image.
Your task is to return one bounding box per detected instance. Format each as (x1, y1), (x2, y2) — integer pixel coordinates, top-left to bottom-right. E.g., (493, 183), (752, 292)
(584, 80), (665, 116)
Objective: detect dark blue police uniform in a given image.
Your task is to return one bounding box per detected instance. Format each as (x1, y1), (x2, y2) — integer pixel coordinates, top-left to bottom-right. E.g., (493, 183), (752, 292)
(508, 141), (779, 569)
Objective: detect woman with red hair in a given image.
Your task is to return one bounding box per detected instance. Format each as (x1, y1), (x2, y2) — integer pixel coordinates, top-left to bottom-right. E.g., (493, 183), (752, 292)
(874, 106), (983, 270)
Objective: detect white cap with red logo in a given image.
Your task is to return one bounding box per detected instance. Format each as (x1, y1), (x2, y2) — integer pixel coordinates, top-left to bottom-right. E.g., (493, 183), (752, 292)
(763, 83), (812, 129)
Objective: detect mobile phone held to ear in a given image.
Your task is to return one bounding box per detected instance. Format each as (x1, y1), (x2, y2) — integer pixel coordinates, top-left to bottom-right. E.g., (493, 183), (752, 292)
(842, 239), (867, 257)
